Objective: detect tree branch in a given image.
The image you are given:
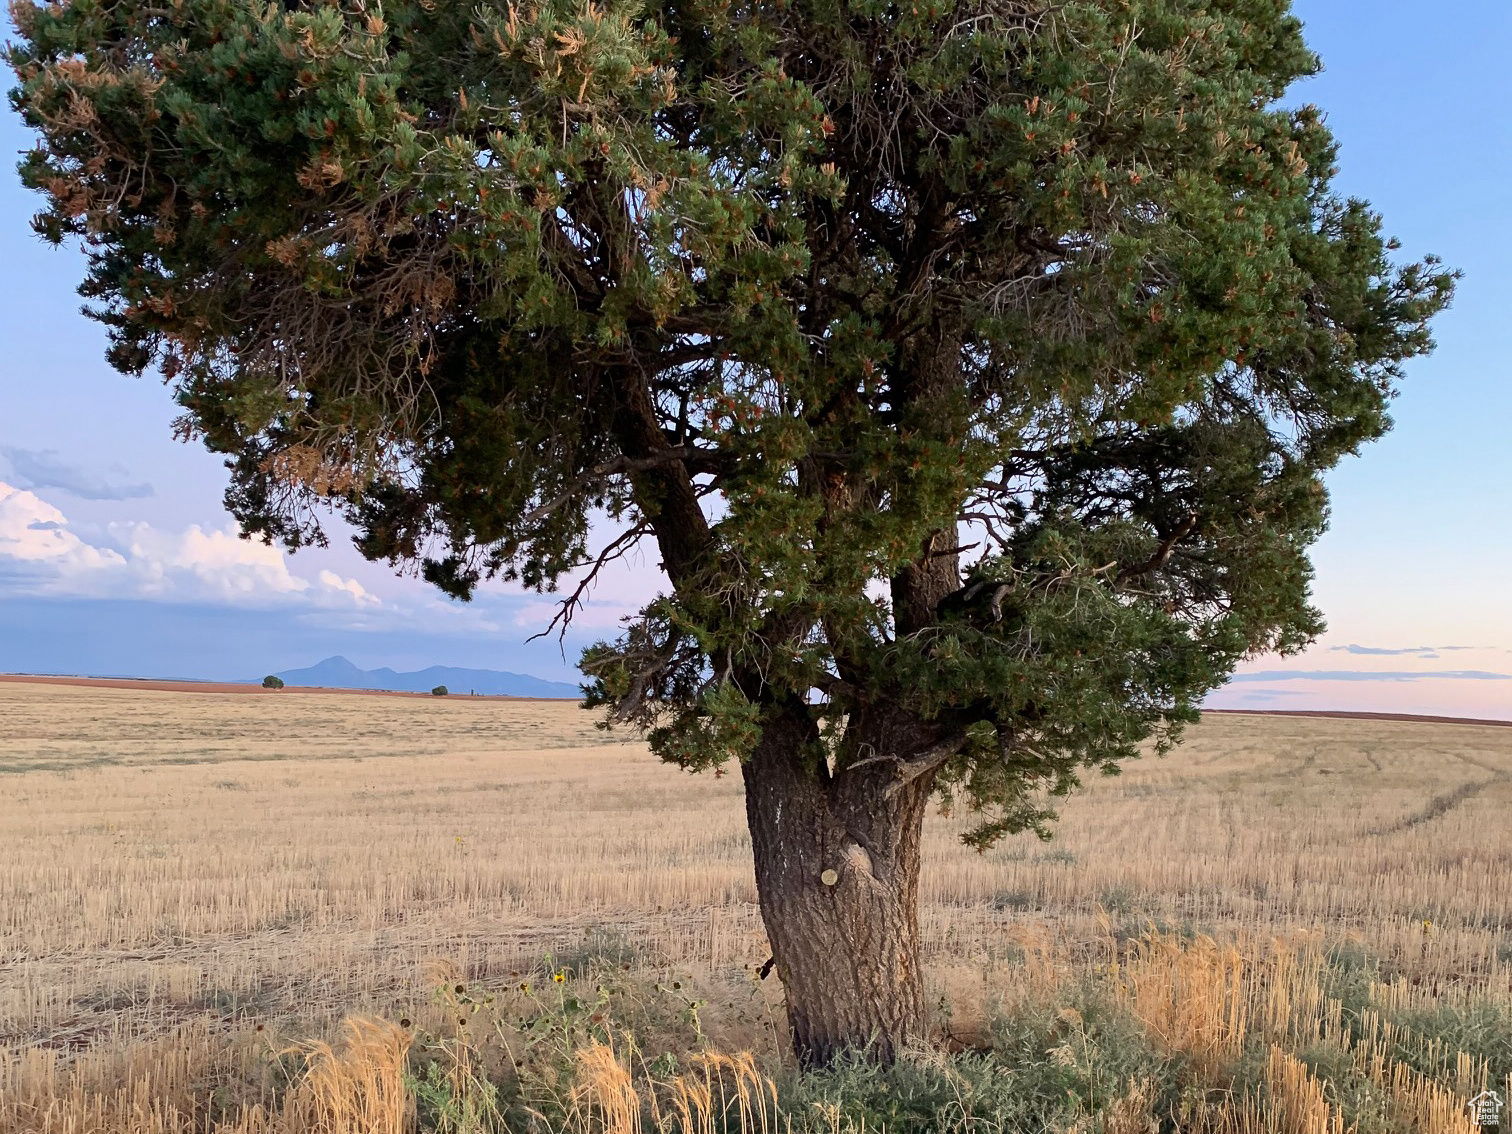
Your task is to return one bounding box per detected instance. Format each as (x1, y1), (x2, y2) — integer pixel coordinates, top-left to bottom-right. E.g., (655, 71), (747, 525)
(518, 446), (719, 528)
(846, 730), (969, 793)
(1116, 512), (1199, 585)
(526, 520), (652, 644)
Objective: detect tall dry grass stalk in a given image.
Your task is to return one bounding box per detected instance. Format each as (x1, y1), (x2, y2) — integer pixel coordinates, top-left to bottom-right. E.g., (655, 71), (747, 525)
(572, 1040), (643, 1134)
(659, 1052), (776, 1134)
(278, 1017), (415, 1134)
(566, 1040), (780, 1134)
(1097, 1078), (1158, 1134)
(1263, 1046), (1349, 1134)
(0, 1020), (265, 1134)
(1117, 934), (1248, 1074)
(1183, 1048), (1346, 1134)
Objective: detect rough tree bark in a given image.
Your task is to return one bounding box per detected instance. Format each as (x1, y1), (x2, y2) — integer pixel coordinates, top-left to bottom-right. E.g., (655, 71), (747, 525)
(741, 700), (942, 1066)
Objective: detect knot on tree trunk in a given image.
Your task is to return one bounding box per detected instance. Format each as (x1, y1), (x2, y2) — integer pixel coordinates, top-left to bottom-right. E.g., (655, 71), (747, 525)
(839, 839), (886, 894)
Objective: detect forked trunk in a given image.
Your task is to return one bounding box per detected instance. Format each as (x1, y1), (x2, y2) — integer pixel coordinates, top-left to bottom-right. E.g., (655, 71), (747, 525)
(741, 708), (934, 1066)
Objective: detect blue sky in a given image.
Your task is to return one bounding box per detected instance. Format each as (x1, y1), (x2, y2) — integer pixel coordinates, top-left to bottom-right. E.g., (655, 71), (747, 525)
(1, 2), (1508, 716)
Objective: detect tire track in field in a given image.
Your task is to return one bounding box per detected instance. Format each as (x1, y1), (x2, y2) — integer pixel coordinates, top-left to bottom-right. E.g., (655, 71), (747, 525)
(1368, 770), (1510, 836)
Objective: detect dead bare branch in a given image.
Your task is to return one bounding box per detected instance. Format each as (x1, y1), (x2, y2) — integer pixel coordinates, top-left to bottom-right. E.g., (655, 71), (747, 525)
(526, 520), (652, 644)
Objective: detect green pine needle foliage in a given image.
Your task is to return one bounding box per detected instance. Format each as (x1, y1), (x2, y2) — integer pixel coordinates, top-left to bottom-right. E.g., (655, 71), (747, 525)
(9, 0), (1453, 845)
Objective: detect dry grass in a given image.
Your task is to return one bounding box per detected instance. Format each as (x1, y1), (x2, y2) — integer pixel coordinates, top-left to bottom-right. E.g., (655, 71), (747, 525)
(2, 682), (1510, 1132)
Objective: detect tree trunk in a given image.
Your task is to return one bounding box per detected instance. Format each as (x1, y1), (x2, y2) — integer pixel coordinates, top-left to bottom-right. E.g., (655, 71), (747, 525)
(741, 705), (935, 1066)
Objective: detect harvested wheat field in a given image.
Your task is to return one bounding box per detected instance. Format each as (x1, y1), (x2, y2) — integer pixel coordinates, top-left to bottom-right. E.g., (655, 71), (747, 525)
(2, 679), (1510, 1133)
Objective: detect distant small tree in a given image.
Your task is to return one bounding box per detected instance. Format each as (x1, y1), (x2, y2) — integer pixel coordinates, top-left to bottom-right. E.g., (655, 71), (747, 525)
(261, 675), (284, 690)
(431, 686), (449, 697)
(9, 0), (1454, 1065)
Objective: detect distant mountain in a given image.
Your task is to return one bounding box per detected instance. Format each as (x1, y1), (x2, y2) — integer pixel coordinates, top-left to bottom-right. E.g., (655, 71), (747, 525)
(272, 656), (581, 698)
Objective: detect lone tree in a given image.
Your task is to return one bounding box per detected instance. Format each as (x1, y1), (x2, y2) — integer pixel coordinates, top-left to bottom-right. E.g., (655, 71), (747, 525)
(10, 0), (1451, 1064)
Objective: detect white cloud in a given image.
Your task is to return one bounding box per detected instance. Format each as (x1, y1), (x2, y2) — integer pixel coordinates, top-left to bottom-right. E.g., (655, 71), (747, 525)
(0, 484), (128, 576)
(318, 569), (378, 606)
(0, 481), (377, 610)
